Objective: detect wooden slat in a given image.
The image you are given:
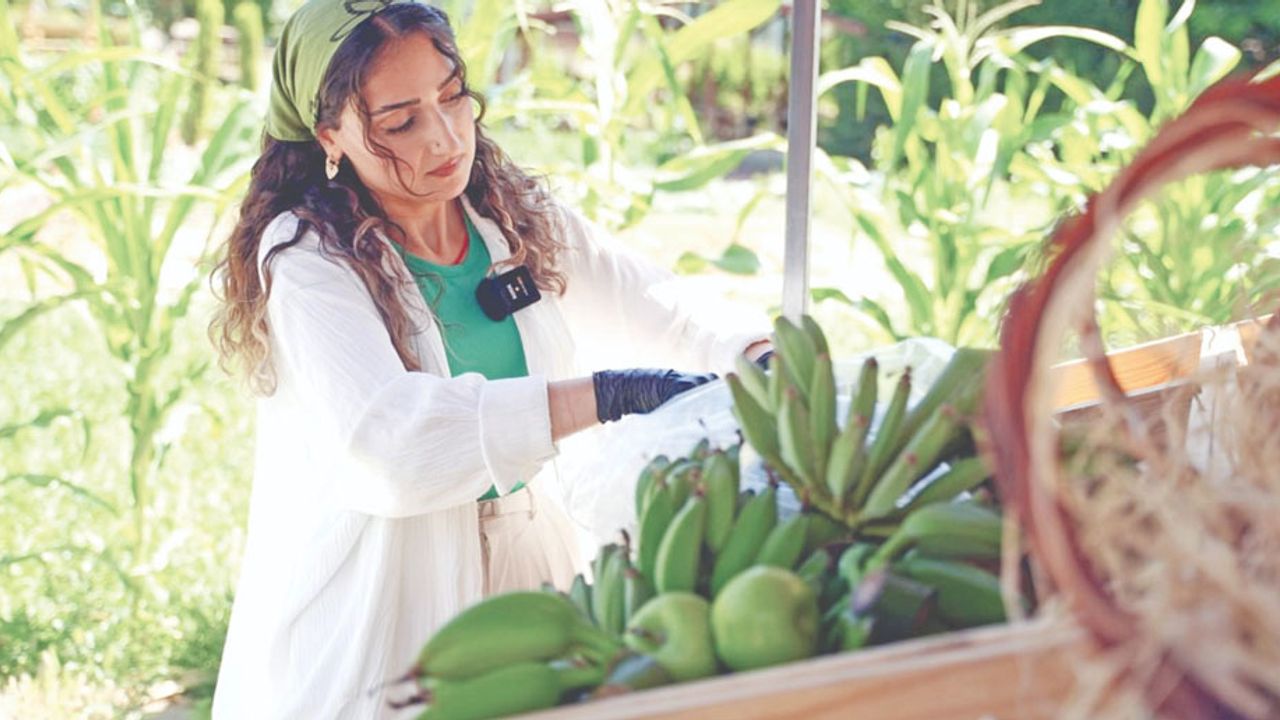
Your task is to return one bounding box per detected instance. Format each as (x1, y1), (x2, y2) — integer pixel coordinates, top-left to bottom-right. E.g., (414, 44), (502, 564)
(519, 619), (1084, 720)
(1048, 331), (1203, 410)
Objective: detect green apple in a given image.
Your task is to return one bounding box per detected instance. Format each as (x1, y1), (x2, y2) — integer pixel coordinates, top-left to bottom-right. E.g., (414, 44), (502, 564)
(623, 592), (718, 681)
(711, 565), (819, 671)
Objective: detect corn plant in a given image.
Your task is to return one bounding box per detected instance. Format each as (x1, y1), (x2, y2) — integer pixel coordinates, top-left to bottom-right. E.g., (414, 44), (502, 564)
(815, 0), (1125, 346)
(1, 0), (257, 560)
(480, 0), (784, 248)
(1022, 0), (1280, 340)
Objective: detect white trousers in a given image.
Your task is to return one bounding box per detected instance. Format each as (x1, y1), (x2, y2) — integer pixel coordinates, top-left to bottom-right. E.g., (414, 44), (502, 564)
(478, 485), (581, 596)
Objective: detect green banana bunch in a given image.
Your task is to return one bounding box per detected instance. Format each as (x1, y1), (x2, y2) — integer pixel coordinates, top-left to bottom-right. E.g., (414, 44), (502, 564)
(416, 592), (619, 681)
(803, 512), (847, 558)
(755, 512), (810, 570)
(593, 546), (627, 637)
(636, 481), (676, 581)
(633, 455), (672, 521)
(701, 450), (739, 553)
(416, 661), (567, 720)
(654, 493), (707, 593)
(895, 556), (1008, 627)
(709, 485), (778, 596)
(867, 501), (1003, 570)
(795, 548), (830, 597)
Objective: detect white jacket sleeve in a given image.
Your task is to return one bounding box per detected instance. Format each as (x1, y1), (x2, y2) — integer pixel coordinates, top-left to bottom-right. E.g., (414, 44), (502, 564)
(261, 216), (556, 517)
(554, 204), (769, 374)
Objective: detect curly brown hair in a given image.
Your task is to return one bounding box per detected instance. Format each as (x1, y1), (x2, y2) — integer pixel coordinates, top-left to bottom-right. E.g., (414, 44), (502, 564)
(209, 3), (567, 395)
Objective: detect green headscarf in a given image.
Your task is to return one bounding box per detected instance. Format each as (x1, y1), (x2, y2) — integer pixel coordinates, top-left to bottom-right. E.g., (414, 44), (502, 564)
(266, 0), (418, 142)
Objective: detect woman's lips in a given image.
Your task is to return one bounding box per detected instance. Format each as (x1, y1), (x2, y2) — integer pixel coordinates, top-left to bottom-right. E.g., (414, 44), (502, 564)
(428, 156), (461, 177)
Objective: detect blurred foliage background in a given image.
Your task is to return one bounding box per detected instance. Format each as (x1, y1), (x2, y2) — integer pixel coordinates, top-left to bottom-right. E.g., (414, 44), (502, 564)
(2, 0), (1278, 716)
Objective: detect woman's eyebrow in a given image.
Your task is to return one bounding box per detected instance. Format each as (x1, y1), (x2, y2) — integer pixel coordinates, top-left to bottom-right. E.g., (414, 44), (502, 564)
(371, 77), (460, 115)
(373, 99), (420, 116)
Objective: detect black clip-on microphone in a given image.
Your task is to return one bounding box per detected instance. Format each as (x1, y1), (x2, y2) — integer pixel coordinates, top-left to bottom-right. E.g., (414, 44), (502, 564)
(476, 265), (541, 321)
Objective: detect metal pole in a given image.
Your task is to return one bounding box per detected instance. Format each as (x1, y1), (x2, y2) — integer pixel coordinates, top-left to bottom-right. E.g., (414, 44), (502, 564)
(782, 0), (820, 322)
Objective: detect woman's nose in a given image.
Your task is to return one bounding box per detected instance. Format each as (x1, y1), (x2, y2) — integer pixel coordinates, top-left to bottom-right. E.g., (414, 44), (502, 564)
(422, 109), (462, 157)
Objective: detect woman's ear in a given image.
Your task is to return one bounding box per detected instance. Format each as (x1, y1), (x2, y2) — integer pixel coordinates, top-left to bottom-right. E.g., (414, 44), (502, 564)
(315, 126), (341, 161)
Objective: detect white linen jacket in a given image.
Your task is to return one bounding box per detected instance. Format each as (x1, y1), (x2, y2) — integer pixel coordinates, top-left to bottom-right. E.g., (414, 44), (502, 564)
(212, 196), (767, 719)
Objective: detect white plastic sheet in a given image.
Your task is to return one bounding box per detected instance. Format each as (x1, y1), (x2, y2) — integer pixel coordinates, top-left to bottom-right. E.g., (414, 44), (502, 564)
(553, 337), (957, 547)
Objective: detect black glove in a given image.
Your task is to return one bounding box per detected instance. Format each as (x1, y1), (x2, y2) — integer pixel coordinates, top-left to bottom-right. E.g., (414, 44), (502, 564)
(592, 368), (718, 423)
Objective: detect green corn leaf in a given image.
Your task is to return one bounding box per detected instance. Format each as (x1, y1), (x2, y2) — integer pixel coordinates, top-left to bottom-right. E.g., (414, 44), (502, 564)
(713, 244), (760, 276)
(1135, 0), (1168, 91)
(0, 290), (99, 353)
(891, 41), (933, 171)
(3, 474), (118, 514)
(653, 133), (783, 192)
(817, 58), (903, 120)
(810, 287), (853, 306)
(1187, 37), (1241, 97)
(624, 0), (780, 116)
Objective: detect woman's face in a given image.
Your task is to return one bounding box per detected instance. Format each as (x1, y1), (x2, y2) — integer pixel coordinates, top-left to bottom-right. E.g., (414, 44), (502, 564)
(319, 31), (475, 205)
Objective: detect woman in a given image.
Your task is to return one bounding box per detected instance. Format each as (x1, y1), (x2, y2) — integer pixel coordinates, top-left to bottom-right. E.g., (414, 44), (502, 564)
(208, 0), (770, 717)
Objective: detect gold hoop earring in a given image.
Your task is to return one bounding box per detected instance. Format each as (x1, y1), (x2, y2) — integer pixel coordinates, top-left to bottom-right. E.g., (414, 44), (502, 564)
(325, 156), (340, 180)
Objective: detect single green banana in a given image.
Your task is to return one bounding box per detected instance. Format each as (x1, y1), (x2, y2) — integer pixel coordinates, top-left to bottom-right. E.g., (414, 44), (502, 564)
(836, 612), (875, 652)
(777, 388), (819, 494)
(800, 313), (830, 356)
(888, 347), (992, 462)
(768, 353), (786, 413)
(795, 547), (830, 596)
(861, 402), (971, 519)
(825, 421), (865, 507)
(755, 512), (810, 570)
(773, 315), (817, 397)
(568, 573), (592, 621)
(591, 652), (675, 698)
(417, 592), (617, 681)
(592, 543), (620, 594)
(418, 661), (563, 720)
(825, 357), (879, 504)
(728, 374), (780, 460)
(803, 511), (847, 557)
(895, 555), (1008, 627)
(851, 369), (912, 508)
(867, 501), (1003, 570)
(654, 493), (708, 594)
(701, 450), (738, 553)
(734, 353), (773, 413)
(837, 542), (876, 590)
(689, 437), (713, 462)
(898, 456), (991, 513)
(664, 460), (699, 512)
(594, 548), (627, 637)
(636, 482), (676, 581)
(709, 485), (778, 596)
(633, 455), (672, 521)
(622, 566), (655, 626)
(809, 353), (837, 488)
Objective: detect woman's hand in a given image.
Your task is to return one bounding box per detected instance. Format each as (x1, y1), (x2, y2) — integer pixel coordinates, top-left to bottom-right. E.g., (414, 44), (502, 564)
(591, 369), (718, 422)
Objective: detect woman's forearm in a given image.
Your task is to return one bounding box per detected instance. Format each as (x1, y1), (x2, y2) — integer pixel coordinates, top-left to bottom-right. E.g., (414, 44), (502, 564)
(548, 378), (599, 442)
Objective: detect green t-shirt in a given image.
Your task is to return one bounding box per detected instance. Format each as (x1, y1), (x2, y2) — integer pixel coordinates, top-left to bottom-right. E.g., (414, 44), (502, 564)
(393, 216), (528, 501)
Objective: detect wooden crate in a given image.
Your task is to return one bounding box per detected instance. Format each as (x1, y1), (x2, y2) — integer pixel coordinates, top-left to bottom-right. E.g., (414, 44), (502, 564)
(520, 619), (1085, 720)
(522, 322), (1271, 719)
